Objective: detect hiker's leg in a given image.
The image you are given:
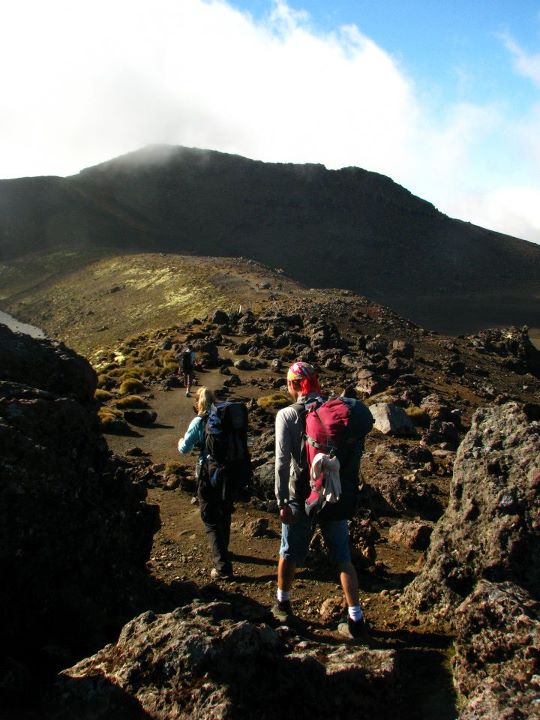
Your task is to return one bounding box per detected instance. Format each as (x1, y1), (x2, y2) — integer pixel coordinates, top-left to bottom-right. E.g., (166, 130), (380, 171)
(277, 556), (297, 591)
(215, 499), (233, 574)
(338, 562), (359, 607)
(321, 520), (360, 606)
(199, 487), (230, 574)
(277, 504), (312, 590)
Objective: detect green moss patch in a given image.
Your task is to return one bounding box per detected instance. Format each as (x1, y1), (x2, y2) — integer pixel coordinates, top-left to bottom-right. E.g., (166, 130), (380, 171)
(257, 392), (290, 411)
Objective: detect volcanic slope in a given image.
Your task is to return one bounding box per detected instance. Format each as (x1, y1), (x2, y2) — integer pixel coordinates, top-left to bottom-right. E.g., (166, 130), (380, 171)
(2, 144), (540, 333)
(0, 253), (300, 355)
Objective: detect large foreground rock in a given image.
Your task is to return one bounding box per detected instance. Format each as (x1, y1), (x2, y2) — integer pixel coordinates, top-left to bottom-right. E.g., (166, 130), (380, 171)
(453, 581), (540, 720)
(0, 326), (159, 673)
(52, 601), (398, 720)
(400, 402), (540, 626)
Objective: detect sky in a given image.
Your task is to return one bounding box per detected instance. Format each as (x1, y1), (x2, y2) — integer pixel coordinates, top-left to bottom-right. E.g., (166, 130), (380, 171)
(1, 0), (540, 244)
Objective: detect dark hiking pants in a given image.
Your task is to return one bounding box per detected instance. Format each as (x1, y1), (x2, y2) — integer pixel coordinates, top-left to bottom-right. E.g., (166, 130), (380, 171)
(198, 477), (233, 575)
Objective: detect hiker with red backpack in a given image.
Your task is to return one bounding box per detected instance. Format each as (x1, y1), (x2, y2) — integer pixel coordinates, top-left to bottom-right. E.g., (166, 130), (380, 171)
(178, 388), (251, 580)
(272, 361), (374, 640)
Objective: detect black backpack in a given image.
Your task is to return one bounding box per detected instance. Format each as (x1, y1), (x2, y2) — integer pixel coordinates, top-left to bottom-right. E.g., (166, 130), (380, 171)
(182, 350), (194, 373)
(204, 401), (252, 499)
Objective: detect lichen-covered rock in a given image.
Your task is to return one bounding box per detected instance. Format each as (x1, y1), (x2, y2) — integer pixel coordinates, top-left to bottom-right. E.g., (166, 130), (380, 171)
(0, 328), (159, 677)
(453, 581), (540, 720)
(52, 602), (398, 720)
(400, 403), (540, 626)
(369, 403), (416, 436)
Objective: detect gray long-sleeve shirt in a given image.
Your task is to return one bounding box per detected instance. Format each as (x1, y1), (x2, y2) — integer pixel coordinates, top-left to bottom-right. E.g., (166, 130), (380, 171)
(275, 394), (321, 504)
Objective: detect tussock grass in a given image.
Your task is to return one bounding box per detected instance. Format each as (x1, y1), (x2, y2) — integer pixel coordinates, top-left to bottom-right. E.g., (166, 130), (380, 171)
(161, 350), (177, 363)
(257, 392), (290, 411)
(405, 406), (430, 426)
(119, 378), (146, 395)
(97, 373), (117, 390)
(276, 346), (295, 361)
(163, 361), (179, 373)
(97, 406), (129, 433)
(94, 388), (114, 402)
(115, 395), (149, 409)
(120, 370), (143, 381)
(140, 363), (160, 378)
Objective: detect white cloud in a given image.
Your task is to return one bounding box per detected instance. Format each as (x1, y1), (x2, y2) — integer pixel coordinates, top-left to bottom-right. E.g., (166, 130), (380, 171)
(0, 0), (539, 244)
(500, 33), (540, 87)
(449, 186), (540, 243)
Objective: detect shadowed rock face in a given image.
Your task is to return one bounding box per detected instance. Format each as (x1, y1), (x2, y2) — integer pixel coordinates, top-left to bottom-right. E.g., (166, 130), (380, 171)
(0, 325), (159, 673)
(453, 581), (540, 720)
(0, 322), (97, 401)
(52, 601), (397, 720)
(400, 402), (540, 626)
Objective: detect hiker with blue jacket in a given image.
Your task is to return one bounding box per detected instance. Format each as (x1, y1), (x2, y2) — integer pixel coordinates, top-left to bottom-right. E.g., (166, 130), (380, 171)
(272, 361), (372, 641)
(178, 386), (233, 580)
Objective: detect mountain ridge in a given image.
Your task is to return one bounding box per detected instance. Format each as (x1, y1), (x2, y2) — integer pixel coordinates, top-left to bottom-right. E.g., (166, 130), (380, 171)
(1, 144), (539, 333)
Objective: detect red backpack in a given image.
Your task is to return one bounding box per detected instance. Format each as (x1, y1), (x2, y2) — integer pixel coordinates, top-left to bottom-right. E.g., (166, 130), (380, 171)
(298, 396), (374, 517)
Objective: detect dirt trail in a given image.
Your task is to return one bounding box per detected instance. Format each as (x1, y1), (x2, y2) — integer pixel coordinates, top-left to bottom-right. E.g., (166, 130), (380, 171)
(105, 378), (458, 720)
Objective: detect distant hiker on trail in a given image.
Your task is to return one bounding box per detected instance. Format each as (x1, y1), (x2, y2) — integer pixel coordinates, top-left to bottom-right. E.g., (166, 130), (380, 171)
(272, 361), (374, 641)
(181, 347), (196, 397)
(178, 388), (252, 581)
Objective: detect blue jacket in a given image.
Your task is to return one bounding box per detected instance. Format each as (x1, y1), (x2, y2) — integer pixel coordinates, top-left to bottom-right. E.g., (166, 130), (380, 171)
(178, 415), (207, 465)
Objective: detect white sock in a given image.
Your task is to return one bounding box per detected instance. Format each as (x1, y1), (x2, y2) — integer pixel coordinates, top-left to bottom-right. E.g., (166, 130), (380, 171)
(348, 605), (363, 622)
(277, 589), (290, 603)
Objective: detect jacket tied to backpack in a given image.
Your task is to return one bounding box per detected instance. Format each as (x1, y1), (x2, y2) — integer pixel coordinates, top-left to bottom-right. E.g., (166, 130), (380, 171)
(310, 452), (341, 504)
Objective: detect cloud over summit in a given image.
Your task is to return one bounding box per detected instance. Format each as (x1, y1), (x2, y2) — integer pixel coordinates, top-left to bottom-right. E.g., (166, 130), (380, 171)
(1, 0), (539, 243)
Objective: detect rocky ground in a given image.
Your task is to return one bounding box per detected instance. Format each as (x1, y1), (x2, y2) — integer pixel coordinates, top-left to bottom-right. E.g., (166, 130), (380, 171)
(89, 297), (539, 718)
(2, 276), (540, 719)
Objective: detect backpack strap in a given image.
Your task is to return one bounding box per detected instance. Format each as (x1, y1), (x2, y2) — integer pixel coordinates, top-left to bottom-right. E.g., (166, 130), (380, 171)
(291, 398), (326, 477)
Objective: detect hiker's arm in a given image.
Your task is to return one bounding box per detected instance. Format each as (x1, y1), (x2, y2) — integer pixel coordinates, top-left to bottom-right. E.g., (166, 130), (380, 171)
(178, 416), (203, 454)
(275, 409), (292, 505)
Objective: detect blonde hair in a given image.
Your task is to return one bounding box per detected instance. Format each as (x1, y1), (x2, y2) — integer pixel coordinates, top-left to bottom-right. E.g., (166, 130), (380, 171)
(196, 387), (215, 416)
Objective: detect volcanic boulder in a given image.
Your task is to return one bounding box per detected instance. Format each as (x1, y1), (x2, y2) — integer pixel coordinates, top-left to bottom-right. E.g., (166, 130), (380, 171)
(400, 402), (540, 626)
(452, 580), (540, 720)
(0, 325), (159, 673)
(369, 403), (416, 437)
(52, 601), (398, 720)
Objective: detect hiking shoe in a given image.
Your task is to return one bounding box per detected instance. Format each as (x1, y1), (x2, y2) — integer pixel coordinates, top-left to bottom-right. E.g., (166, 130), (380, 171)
(337, 617), (370, 643)
(210, 568), (233, 581)
(185, 390), (191, 397)
(271, 600), (293, 624)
